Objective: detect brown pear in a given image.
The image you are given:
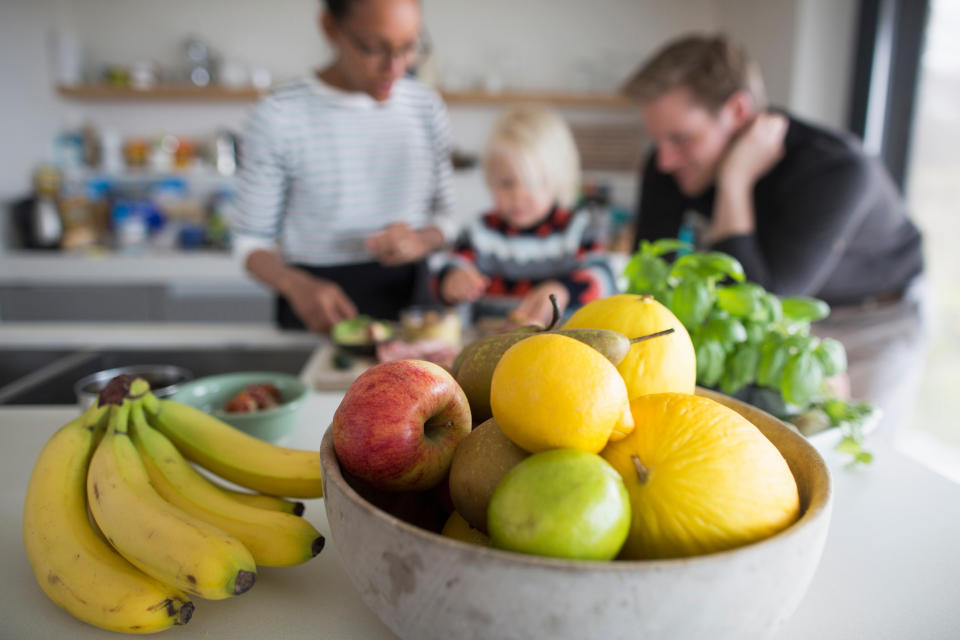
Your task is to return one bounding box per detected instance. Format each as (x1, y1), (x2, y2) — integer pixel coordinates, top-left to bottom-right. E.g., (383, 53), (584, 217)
(448, 418), (530, 533)
(455, 331), (534, 423)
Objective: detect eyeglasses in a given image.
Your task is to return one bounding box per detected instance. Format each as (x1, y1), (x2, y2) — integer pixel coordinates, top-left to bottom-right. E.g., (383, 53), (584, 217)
(337, 25), (431, 67)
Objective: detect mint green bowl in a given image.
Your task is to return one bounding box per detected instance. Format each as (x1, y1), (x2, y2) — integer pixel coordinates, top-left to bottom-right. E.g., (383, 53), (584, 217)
(169, 372), (308, 442)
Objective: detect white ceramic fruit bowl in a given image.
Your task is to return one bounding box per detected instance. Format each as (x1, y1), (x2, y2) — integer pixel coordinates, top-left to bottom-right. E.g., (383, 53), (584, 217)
(319, 388), (832, 640)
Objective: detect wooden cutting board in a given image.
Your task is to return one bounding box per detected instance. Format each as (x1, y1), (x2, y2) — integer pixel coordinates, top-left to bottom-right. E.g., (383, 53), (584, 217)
(299, 341), (376, 392)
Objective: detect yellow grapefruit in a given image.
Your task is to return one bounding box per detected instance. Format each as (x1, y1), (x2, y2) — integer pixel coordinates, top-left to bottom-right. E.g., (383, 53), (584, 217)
(563, 294), (696, 401)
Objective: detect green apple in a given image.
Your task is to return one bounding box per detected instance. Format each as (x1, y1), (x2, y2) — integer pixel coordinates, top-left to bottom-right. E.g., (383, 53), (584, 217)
(487, 449), (631, 561)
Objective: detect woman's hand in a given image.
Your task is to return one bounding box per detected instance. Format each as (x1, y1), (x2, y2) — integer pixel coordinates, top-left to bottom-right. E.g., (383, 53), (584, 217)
(284, 271), (357, 334)
(440, 267), (489, 303)
(365, 223), (443, 266)
(513, 281), (569, 327)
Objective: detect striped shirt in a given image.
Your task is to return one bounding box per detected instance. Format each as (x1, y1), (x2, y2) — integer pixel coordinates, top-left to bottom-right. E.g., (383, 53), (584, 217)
(438, 207), (617, 314)
(229, 74), (456, 267)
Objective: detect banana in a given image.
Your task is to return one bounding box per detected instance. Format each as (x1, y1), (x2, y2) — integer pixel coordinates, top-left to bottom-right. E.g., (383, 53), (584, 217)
(141, 391), (324, 498)
(213, 481), (306, 516)
(22, 403), (194, 633)
(129, 402), (325, 567)
(87, 400), (257, 600)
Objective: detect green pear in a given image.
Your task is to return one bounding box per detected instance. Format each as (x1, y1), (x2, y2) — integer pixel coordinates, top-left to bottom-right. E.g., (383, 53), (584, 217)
(448, 418), (530, 533)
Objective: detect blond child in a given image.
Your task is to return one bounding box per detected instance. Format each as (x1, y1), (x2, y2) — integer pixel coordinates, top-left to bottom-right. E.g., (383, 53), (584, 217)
(437, 106), (616, 326)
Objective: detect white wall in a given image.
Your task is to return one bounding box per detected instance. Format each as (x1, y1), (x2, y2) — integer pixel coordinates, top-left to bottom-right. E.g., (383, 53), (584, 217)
(0, 0), (859, 209)
(0, 0), (72, 201)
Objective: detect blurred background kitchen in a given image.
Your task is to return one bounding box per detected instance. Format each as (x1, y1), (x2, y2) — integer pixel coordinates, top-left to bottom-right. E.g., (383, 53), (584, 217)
(0, 0), (956, 478)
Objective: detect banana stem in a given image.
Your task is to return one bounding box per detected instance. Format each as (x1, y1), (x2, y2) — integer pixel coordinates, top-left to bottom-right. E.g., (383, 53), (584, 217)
(99, 374), (136, 406)
(129, 377), (151, 398)
(629, 328), (675, 344)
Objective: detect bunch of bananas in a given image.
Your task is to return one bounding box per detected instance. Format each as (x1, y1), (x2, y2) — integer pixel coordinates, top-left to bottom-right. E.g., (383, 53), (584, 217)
(22, 375), (325, 634)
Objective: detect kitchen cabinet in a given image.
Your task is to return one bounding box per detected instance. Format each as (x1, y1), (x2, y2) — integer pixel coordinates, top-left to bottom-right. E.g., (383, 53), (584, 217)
(0, 251), (271, 323)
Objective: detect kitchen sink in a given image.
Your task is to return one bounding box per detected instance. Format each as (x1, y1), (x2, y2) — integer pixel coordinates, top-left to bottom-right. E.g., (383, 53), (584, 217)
(0, 349), (77, 388)
(0, 346), (316, 405)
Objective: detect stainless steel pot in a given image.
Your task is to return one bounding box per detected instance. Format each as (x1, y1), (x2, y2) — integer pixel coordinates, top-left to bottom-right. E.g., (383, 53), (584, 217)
(74, 364), (193, 409)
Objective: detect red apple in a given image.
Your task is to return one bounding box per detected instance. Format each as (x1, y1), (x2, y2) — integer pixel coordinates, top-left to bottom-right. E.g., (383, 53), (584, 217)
(332, 359), (472, 492)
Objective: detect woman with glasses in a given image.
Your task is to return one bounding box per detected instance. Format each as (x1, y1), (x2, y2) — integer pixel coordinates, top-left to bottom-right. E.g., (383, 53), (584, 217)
(230, 0), (456, 333)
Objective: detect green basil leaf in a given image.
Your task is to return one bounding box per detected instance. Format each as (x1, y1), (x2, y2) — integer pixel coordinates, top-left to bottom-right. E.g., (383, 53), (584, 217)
(703, 312), (748, 349)
(716, 283), (765, 318)
(669, 277), (714, 330)
(744, 321), (767, 344)
(696, 339), (726, 388)
(645, 238), (693, 257)
(668, 254), (713, 281)
(694, 251), (746, 283)
(757, 339), (790, 388)
(623, 252), (670, 296)
(780, 350), (824, 406)
(721, 343), (761, 395)
(813, 337), (847, 377)
(760, 292), (783, 324)
(781, 296), (831, 323)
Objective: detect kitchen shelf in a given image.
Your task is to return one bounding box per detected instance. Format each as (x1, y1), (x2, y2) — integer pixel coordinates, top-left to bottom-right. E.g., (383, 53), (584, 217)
(56, 84), (264, 101)
(440, 90), (633, 109)
(57, 84), (633, 108)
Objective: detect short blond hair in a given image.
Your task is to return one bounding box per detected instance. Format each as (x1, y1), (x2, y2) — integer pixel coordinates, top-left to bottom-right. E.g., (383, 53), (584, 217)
(483, 105), (581, 210)
(621, 33), (767, 113)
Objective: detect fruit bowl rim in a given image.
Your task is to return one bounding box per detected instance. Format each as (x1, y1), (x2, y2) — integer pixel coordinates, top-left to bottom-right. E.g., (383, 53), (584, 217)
(319, 388), (833, 571)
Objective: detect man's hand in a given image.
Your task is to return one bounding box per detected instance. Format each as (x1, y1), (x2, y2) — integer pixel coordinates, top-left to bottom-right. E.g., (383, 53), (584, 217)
(709, 112), (788, 243)
(512, 281), (570, 327)
(718, 112), (788, 191)
(285, 272), (357, 334)
(365, 223), (442, 266)
(440, 266), (489, 303)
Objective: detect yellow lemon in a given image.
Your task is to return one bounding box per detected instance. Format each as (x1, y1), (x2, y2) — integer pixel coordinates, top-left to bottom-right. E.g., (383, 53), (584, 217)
(601, 392), (800, 559)
(563, 294), (696, 401)
(490, 333), (634, 454)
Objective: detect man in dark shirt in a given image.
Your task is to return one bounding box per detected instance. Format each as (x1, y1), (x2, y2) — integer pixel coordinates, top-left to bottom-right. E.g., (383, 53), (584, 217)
(622, 34), (927, 434)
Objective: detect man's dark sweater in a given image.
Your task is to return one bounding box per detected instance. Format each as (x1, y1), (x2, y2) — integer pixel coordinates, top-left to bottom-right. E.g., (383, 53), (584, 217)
(634, 113), (924, 307)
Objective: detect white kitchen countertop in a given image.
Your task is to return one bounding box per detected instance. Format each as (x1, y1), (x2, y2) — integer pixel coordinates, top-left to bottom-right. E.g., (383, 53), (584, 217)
(0, 322), (319, 349)
(0, 250), (250, 286)
(2, 392), (960, 639)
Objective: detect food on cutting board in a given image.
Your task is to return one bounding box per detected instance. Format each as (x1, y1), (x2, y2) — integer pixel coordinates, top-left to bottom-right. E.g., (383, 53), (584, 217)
(331, 292), (801, 563)
(400, 307), (462, 347)
(224, 382), (283, 413)
(331, 315), (395, 350)
(22, 374), (325, 633)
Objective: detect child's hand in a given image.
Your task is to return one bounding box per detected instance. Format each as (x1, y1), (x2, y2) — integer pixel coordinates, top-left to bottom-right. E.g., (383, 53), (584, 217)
(441, 267), (490, 303)
(513, 281), (570, 327)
